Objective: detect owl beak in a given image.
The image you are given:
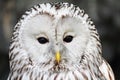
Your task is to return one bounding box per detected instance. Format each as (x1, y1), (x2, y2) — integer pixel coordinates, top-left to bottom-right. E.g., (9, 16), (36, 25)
(55, 51), (61, 64)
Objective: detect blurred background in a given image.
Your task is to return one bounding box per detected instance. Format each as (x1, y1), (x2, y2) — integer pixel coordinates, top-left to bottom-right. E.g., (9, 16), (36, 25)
(0, 0), (120, 80)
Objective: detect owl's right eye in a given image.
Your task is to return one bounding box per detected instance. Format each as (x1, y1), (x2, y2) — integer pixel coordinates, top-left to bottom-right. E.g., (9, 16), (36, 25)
(37, 37), (49, 44)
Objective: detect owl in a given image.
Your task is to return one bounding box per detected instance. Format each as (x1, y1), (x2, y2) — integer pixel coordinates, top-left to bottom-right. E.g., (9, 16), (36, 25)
(8, 2), (115, 80)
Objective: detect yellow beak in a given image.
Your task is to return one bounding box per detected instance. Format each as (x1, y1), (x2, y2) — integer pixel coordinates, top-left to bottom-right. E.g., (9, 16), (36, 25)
(55, 51), (61, 64)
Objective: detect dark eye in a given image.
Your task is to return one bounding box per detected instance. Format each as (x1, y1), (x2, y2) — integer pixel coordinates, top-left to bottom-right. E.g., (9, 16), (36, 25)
(63, 35), (73, 43)
(37, 37), (49, 44)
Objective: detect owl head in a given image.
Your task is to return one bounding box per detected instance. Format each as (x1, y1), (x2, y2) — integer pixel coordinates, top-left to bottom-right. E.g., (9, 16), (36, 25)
(10, 2), (102, 71)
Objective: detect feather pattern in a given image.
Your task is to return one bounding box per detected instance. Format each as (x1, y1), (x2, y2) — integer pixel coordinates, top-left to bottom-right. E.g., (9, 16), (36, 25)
(8, 2), (114, 80)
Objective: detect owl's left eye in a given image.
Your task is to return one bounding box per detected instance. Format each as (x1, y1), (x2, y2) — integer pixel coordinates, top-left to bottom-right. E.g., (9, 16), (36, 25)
(63, 35), (73, 43)
(37, 37), (49, 44)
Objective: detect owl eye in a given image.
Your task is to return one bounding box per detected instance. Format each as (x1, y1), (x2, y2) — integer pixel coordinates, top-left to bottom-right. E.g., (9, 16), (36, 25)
(63, 35), (73, 43)
(37, 37), (49, 44)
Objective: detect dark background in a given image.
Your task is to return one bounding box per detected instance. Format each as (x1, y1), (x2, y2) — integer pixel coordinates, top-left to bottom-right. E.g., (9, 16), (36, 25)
(0, 0), (120, 80)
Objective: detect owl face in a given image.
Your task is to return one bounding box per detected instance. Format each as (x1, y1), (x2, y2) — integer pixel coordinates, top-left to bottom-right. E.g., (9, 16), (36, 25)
(10, 2), (100, 71)
(21, 13), (90, 66)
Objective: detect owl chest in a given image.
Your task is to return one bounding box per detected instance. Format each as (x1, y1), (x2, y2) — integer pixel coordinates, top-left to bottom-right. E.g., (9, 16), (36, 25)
(8, 65), (106, 80)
